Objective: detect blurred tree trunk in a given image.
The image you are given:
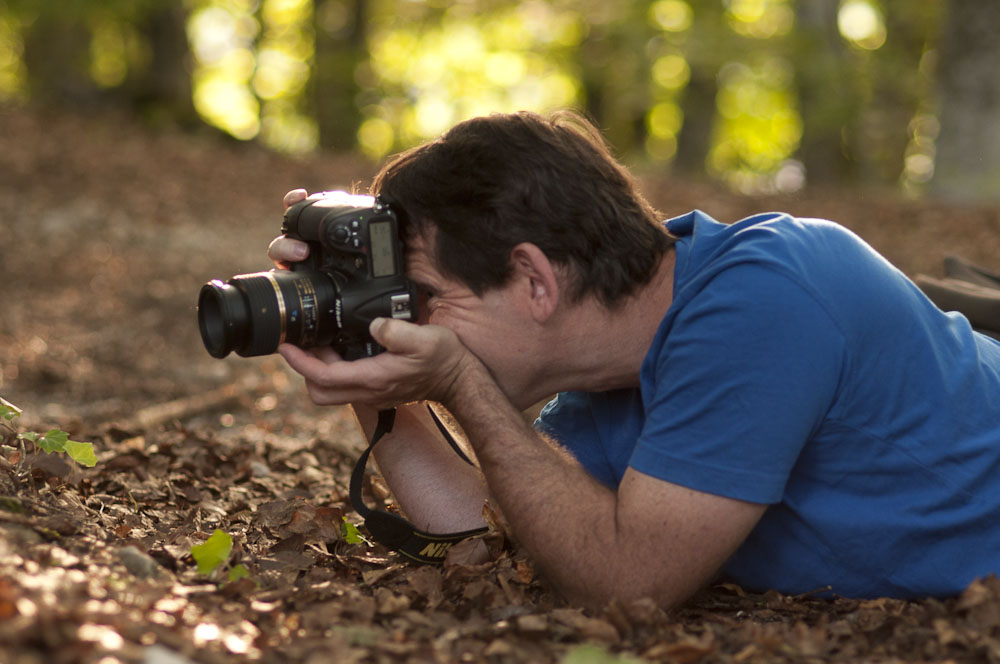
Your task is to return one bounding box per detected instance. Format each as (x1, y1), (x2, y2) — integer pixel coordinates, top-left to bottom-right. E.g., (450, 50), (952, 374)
(856, 0), (939, 186)
(577, 2), (653, 156)
(578, 28), (608, 134)
(312, 0), (366, 151)
(126, 4), (198, 129)
(931, 0), (1000, 202)
(22, 11), (97, 107)
(673, 0), (725, 178)
(673, 65), (715, 176)
(793, 0), (857, 186)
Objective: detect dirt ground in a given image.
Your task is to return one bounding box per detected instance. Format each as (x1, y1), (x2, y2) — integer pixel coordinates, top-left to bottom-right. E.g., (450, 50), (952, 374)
(3, 103), (1000, 663)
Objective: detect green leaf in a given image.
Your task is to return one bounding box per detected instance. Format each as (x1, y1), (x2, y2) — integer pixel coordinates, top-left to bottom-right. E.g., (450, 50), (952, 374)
(341, 517), (371, 545)
(37, 429), (68, 454)
(191, 529), (233, 575)
(0, 399), (21, 421)
(228, 563), (250, 582)
(64, 440), (97, 467)
(17, 431), (39, 443)
(561, 644), (644, 664)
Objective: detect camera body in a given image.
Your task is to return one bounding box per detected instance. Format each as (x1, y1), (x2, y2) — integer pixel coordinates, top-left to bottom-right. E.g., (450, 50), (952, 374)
(198, 191), (417, 360)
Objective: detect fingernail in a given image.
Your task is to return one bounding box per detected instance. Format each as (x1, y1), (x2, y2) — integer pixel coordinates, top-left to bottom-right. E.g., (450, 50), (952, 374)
(293, 244), (308, 259)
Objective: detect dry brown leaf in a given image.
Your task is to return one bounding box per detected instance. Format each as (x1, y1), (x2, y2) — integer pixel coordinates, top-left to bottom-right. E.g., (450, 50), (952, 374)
(405, 566), (444, 609)
(374, 587), (410, 615)
(0, 578), (17, 620)
(551, 608), (620, 643)
(515, 613), (548, 634)
(444, 536), (490, 567)
(647, 640), (715, 664)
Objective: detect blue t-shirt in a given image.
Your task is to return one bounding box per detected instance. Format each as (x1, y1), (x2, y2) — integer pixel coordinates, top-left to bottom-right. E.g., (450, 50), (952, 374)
(535, 210), (1000, 598)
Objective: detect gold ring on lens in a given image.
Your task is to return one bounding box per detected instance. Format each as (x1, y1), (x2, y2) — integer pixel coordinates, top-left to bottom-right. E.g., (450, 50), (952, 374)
(263, 272), (287, 344)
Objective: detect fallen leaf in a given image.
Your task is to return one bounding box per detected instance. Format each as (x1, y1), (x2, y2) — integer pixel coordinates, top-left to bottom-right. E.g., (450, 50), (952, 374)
(374, 587), (409, 615)
(0, 578), (17, 620)
(190, 529), (232, 575)
(405, 565), (444, 609)
(444, 536), (489, 567)
(117, 545), (162, 579)
(551, 608), (620, 643)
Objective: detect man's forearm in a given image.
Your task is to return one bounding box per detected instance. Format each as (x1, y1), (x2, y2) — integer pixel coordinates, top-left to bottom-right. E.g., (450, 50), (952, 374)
(353, 403), (489, 533)
(440, 362), (653, 607)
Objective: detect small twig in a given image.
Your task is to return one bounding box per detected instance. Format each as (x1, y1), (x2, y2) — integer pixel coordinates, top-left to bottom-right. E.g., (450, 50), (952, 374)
(108, 376), (264, 431)
(795, 585), (834, 599)
(0, 509), (61, 539)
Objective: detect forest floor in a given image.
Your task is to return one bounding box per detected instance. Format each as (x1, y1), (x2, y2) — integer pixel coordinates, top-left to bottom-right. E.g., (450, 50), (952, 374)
(3, 102), (1000, 664)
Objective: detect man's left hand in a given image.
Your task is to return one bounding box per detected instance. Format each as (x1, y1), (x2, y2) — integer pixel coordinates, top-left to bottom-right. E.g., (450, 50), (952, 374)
(278, 317), (482, 410)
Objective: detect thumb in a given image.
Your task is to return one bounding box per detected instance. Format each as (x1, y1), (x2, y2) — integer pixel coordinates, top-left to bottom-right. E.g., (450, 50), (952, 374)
(369, 317), (424, 354)
(369, 317), (388, 343)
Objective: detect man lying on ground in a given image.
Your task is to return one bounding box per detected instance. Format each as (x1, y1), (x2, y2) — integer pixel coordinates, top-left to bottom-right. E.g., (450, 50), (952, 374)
(267, 110), (1000, 609)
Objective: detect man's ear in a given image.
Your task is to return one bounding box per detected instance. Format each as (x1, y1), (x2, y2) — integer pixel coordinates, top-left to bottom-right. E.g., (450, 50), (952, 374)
(509, 242), (561, 322)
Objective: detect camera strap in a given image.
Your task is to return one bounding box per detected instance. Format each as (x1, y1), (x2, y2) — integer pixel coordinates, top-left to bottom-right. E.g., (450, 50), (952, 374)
(348, 407), (488, 564)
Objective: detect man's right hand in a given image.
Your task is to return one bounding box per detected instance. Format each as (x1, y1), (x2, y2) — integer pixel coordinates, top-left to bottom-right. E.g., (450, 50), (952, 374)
(267, 188), (311, 269)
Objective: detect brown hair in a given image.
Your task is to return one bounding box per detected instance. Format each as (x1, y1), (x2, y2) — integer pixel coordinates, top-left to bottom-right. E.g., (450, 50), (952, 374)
(372, 110), (673, 307)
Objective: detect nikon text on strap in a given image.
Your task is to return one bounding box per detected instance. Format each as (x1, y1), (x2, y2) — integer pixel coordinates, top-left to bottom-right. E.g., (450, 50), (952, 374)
(348, 407), (488, 564)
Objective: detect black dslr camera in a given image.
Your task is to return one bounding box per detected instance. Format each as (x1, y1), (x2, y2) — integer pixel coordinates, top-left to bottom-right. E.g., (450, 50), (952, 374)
(197, 191), (417, 360)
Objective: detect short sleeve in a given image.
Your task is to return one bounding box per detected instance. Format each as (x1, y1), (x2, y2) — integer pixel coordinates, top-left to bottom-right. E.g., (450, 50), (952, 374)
(632, 264), (846, 504)
(535, 390), (645, 487)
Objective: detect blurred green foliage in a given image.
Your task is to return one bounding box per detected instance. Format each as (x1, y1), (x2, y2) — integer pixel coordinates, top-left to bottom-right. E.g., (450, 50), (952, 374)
(2, 0), (997, 199)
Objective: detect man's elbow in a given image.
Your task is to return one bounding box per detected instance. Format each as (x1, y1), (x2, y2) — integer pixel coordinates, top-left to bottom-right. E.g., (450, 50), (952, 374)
(544, 562), (702, 612)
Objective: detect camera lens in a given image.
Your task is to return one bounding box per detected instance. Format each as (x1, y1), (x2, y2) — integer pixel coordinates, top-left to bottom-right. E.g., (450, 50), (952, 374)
(197, 269), (337, 358)
(198, 279), (249, 358)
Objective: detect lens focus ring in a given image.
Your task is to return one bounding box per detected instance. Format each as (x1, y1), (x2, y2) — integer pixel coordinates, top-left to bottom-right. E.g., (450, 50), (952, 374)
(234, 273), (286, 356)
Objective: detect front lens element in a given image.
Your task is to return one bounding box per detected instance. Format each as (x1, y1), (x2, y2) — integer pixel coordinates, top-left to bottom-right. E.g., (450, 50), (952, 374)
(198, 279), (250, 358)
(197, 270), (337, 358)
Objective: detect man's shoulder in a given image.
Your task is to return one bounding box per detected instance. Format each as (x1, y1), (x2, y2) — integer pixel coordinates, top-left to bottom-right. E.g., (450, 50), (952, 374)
(670, 210), (888, 308)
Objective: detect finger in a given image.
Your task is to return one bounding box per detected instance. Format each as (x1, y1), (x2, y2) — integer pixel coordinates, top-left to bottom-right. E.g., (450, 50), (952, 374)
(278, 343), (336, 378)
(302, 379), (360, 406)
(309, 345), (344, 363)
(279, 344), (390, 406)
(304, 382), (395, 408)
(278, 343), (373, 389)
(267, 236), (309, 266)
(283, 188), (308, 209)
(276, 343), (343, 363)
(370, 317), (441, 355)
